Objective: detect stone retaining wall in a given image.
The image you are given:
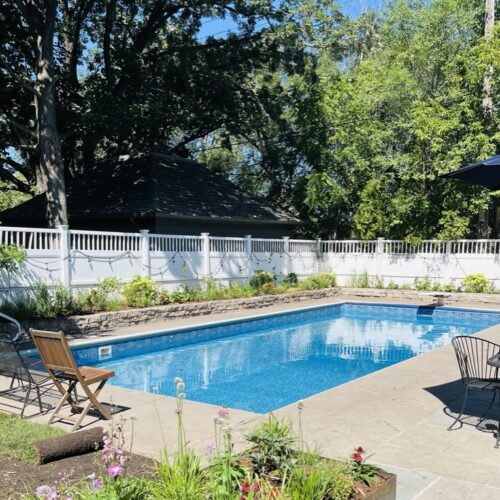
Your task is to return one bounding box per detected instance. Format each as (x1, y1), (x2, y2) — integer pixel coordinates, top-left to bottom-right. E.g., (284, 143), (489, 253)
(11, 287), (341, 338)
(4, 287), (500, 341)
(339, 287), (500, 306)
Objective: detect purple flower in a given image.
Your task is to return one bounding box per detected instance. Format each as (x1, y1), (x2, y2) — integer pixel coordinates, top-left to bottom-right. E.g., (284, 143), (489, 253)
(92, 479), (102, 490)
(203, 442), (216, 455)
(35, 485), (56, 499)
(107, 463), (124, 478)
(217, 408), (230, 420)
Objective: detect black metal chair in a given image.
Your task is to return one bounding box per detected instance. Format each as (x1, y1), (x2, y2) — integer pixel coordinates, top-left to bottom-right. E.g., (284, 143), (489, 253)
(0, 313), (53, 417)
(448, 335), (500, 447)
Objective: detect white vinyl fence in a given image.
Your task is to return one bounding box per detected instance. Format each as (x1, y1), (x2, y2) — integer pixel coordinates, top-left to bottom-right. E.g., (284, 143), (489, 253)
(1, 225), (500, 293)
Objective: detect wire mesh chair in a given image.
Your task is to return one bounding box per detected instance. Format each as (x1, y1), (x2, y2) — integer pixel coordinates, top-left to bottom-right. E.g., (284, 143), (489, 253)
(448, 335), (500, 448)
(0, 328), (53, 417)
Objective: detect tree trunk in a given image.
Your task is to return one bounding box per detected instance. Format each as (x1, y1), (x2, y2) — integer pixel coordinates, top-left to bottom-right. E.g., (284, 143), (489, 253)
(34, 0), (68, 227)
(483, 0), (495, 119)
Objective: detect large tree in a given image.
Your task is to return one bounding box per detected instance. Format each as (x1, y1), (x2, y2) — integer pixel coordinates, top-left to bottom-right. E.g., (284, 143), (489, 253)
(0, 0), (327, 226)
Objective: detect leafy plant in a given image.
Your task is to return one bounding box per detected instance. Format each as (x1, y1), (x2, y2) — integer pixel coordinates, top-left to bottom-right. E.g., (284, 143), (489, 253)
(350, 446), (380, 486)
(284, 272), (299, 287)
(461, 273), (492, 293)
(413, 277), (432, 291)
(123, 275), (158, 307)
(349, 271), (370, 288)
(249, 270), (276, 289)
(246, 415), (297, 472)
(299, 273), (337, 290)
(152, 450), (207, 499)
(0, 244), (26, 273)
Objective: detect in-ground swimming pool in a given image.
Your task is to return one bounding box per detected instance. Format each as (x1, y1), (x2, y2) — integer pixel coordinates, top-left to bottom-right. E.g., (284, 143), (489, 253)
(72, 302), (500, 413)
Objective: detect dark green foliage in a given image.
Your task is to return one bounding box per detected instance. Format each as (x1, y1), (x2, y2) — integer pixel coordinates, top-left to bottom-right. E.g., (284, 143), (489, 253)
(246, 415), (297, 472)
(249, 270), (276, 289)
(284, 272), (299, 287)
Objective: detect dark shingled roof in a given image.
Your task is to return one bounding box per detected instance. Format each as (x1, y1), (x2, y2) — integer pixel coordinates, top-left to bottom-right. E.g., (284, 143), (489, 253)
(0, 154), (299, 225)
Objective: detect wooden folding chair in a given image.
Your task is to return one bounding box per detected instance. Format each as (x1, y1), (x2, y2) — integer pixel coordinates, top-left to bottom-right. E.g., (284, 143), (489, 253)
(29, 329), (115, 431)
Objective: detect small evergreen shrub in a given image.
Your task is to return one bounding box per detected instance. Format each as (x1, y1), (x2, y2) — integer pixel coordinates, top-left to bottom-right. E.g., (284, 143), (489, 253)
(123, 275), (158, 307)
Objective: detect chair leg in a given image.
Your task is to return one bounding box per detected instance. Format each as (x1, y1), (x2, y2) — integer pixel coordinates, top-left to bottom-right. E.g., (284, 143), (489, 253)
(20, 382), (32, 418)
(48, 381), (77, 425)
(71, 380), (110, 432)
(448, 385), (470, 431)
(496, 391), (500, 449)
(477, 391), (496, 427)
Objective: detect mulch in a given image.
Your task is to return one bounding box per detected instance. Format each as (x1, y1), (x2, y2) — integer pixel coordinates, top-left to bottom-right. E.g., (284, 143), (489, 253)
(0, 453), (155, 499)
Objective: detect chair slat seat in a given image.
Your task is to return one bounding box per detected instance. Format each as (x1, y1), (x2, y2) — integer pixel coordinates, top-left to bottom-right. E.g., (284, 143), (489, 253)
(78, 366), (115, 384)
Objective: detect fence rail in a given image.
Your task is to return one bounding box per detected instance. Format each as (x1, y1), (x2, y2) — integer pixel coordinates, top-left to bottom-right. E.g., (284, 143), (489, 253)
(1, 226), (500, 291)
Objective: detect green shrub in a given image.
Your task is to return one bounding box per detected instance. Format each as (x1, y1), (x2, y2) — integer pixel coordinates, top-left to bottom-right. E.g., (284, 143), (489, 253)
(298, 273), (337, 291)
(29, 283), (78, 318)
(249, 270), (276, 289)
(0, 294), (37, 321)
(246, 415), (297, 472)
(284, 272), (298, 287)
(284, 461), (354, 500)
(373, 275), (384, 289)
(170, 288), (191, 303)
(123, 275), (158, 307)
(413, 276), (432, 291)
(350, 271), (370, 288)
(461, 273), (492, 293)
(259, 281), (277, 295)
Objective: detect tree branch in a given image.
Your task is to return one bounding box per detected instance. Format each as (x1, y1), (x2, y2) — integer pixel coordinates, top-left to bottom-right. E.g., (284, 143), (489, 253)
(0, 60), (42, 98)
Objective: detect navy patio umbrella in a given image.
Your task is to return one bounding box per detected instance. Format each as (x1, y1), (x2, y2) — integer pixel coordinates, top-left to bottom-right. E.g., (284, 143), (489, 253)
(442, 155), (500, 190)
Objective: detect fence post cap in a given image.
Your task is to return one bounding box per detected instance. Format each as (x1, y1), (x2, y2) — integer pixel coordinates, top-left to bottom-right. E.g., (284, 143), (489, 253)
(201, 232), (210, 237)
(245, 234), (252, 238)
(139, 229), (150, 234)
(58, 225), (69, 230)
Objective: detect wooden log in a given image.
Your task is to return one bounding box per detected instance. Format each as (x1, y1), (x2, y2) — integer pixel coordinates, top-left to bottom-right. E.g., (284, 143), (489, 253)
(34, 427), (104, 464)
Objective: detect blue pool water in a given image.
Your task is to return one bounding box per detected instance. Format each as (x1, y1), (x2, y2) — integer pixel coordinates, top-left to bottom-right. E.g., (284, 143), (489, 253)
(73, 303), (500, 413)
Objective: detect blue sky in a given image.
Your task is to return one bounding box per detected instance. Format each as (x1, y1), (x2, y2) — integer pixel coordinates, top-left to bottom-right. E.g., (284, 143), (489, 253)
(198, 0), (386, 40)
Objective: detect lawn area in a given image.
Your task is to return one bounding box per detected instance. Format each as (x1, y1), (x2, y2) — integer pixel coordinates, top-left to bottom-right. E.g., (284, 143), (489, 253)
(0, 412), (65, 464)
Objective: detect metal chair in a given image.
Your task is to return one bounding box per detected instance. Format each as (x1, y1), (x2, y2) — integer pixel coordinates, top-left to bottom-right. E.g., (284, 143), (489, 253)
(448, 335), (500, 447)
(0, 315), (53, 417)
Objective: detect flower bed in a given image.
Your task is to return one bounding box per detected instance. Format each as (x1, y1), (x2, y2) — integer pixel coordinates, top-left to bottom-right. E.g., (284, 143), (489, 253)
(27, 378), (395, 500)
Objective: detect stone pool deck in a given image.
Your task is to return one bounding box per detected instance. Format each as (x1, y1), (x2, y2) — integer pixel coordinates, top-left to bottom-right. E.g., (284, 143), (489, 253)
(2, 296), (500, 499)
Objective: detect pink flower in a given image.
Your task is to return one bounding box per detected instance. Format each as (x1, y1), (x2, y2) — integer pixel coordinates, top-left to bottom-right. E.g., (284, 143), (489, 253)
(107, 463), (124, 478)
(217, 407), (230, 420)
(351, 452), (363, 463)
